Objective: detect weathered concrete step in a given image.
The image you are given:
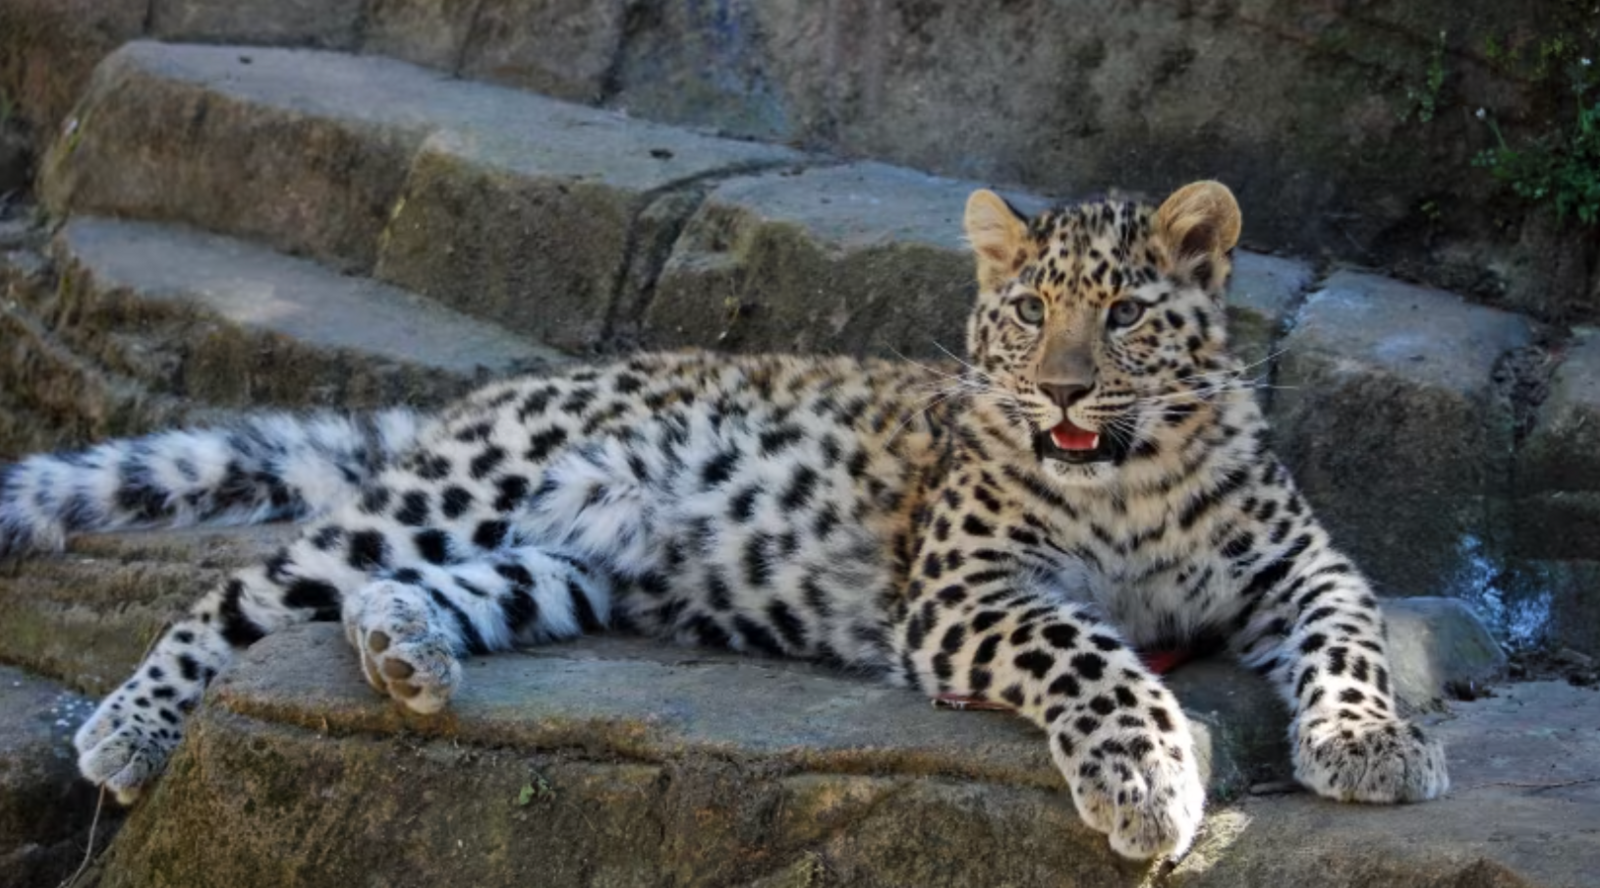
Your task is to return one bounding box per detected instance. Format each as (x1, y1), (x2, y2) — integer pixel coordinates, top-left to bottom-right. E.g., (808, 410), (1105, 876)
(639, 161), (1313, 366)
(0, 665), (119, 888)
(43, 40), (802, 350)
(27, 215), (563, 413)
(84, 623), (1589, 888)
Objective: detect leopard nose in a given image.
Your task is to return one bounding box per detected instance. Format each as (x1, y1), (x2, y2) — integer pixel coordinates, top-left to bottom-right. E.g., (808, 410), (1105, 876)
(1038, 383), (1092, 412)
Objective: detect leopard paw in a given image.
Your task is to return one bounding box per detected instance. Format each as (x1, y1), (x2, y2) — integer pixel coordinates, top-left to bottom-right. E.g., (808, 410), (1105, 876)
(73, 687), (187, 803)
(346, 580), (461, 714)
(1294, 715), (1449, 803)
(1051, 722), (1205, 860)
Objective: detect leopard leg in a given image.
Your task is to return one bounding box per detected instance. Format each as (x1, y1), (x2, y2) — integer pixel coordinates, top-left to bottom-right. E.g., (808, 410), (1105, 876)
(895, 581), (1204, 860)
(74, 519), (367, 801)
(344, 546), (612, 712)
(1232, 551), (1448, 803)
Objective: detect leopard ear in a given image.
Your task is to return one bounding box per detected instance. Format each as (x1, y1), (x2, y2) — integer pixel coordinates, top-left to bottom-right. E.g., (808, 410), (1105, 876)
(965, 189), (1030, 292)
(1155, 181), (1241, 295)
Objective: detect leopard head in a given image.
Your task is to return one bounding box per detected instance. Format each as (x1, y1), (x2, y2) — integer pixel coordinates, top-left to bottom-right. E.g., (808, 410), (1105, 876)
(962, 181), (1244, 488)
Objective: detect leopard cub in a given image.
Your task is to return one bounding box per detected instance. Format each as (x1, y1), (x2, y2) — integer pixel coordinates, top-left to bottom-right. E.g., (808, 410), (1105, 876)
(0, 181), (1447, 860)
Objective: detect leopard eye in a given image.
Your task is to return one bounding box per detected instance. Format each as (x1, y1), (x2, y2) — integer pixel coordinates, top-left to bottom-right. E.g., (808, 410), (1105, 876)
(1107, 299), (1145, 328)
(1015, 295), (1046, 325)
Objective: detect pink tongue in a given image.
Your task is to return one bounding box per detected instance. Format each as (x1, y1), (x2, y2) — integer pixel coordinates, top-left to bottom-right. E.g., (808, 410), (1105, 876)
(1050, 421), (1099, 451)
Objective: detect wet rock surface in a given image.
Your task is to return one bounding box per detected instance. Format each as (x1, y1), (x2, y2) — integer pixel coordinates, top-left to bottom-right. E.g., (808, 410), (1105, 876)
(0, 666), (118, 888)
(1271, 272), (1535, 601)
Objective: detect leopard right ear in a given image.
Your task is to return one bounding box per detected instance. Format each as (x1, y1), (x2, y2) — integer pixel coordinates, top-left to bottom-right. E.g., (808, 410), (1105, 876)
(964, 189), (1030, 292)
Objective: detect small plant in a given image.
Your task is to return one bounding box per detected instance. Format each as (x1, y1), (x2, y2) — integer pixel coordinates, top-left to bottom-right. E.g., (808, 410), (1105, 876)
(1405, 31), (1450, 123)
(515, 771), (553, 806)
(1472, 8), (1600, 228)
(1475, 98), (1600, 225)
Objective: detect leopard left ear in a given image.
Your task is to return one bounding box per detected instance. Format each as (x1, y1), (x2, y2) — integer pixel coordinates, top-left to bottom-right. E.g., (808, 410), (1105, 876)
(965, 189), (1030, 293)
(1155, 181), (1241, 295)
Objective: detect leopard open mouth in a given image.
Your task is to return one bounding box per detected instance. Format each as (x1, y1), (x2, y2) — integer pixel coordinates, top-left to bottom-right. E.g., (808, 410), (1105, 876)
(1035, 418), (1119, 465)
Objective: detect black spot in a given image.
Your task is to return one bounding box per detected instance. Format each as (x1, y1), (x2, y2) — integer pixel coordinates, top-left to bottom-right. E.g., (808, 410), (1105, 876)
(347, 530), (390, 571)
(973, 634), (1001, 665)
(414, 529), (451, 564)
(473, 519), (509, 550)
(1014, 650), (1054, 679)
(1088, 634), (1120, 652)
(359, 485), (392, 515)
(744, 533), (773, 587)
(494, 475), (530, 512)
(395, 491), (430, 526)
(759, 425), (805, 455)
(1089, 695), (1116, 716)
(940, 623), (967, 653)
(972, 611), (1005, 633)
(560, 389), (597, 416)
(567, 579), (605, 633)
(767, 600), (808, 649)
(733, 616), (785, 656)
(470, 446), (507, 480)
(961, 514), (994, 537)
(701, 449), (742, 487)
(416, 453), (451, 480)
(429, 588), (489, 654)
(1048, 673), (1081, 698)
(779, 465), (820, 510)
(1339, 688), (1366, 705)
(1042, 624), (1079, 650)
(613, 373), (645, 394)
(728, 485), (760, 522)
(219, 579), (265, 646)
(1000, 684), (1026, 707)
(441, 486), (474, 519)
(1113, 685), (1138, 708)
(285, 578), (341, 620)
(1070, 652), (1107, 681)
(1149, 706), (1175, 732)
(525, 428), (570, 462)
(1300, 633), (1327, 654)
(177, 654), (202, 683)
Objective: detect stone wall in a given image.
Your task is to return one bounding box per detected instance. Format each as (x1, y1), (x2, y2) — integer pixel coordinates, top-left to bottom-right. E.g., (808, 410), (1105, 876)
(5, 1), (1597, 323)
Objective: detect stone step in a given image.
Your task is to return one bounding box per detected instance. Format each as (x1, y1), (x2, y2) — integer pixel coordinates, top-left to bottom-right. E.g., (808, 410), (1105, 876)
(77, 621), (1589, 888)
(40, 41), (1311, 363)
(42, 40), (802, 351)
(0, 526), (1274, 792)
(46, 216), (562, 410)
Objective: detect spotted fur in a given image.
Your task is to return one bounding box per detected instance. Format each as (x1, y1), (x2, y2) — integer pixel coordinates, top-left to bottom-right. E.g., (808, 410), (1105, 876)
(0, 182), (1446, 861)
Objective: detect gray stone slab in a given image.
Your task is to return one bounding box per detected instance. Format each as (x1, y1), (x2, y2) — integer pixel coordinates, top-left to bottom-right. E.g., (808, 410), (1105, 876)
(644, 161), (1310, 360)
(375, 117), (799, 351)
(1382, 597), (1507, 709)
(643, 162), (978, 357)
(57, 216), (561, 380)
(1520, 328), (1600, 494)
(150, 0), (364, 49)
(42, 43), (427, 272)
(42, 41), (798, 344)
(85, 623), (1600, 888)
(458, 0), (629, 103)
(0, 666), (117, 888)
(1225, 250), (1313, 373)
(360, 0), (478, 72)
(1270, 271), (1533, 599)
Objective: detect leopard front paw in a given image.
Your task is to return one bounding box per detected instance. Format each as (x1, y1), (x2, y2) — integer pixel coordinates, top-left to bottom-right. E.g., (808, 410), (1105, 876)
(346, 580), (461, 714)
(1294, 715), (1448, 803)
(73, 687), (188, 803)
(1051, 722), (1205, 860)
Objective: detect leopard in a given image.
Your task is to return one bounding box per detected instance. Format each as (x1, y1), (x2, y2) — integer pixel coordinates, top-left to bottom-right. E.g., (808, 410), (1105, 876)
(0, 181), (1447, 861)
